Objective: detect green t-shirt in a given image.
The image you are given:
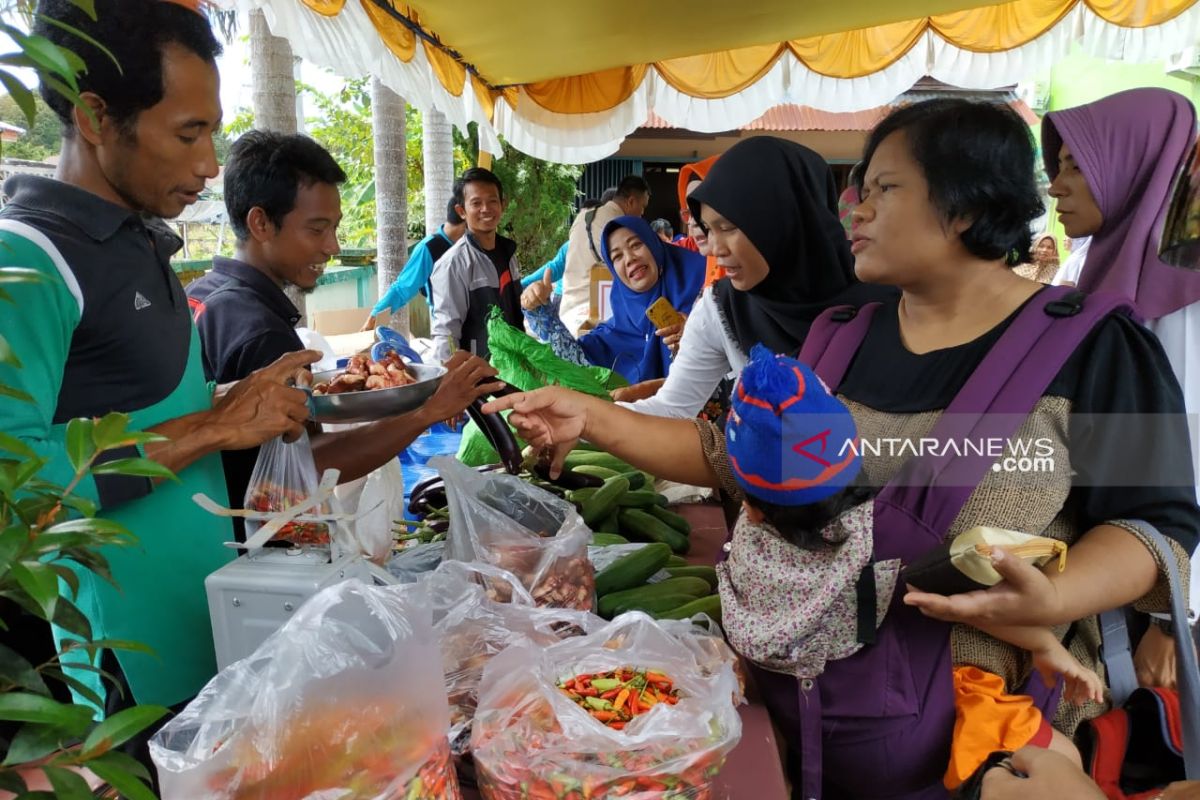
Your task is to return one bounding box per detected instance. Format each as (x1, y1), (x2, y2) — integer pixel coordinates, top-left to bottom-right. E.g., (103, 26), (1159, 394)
(0, 183), (235, 710)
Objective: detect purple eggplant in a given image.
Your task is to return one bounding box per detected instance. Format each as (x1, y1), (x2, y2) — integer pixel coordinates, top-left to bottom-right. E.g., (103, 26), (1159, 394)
(466, 397), (522, 475)
(532, 462), (603, 490)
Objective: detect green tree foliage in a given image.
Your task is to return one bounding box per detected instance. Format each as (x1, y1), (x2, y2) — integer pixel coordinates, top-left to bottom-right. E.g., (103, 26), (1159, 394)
(0, 92), (61, 161)
(491, 150), (583, 272)
(300, 78), (378, 248)
(225, 73), (582, 263)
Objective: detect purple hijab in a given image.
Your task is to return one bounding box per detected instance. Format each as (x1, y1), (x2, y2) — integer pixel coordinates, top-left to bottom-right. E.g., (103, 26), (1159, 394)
(1042, 88), (1200, 319)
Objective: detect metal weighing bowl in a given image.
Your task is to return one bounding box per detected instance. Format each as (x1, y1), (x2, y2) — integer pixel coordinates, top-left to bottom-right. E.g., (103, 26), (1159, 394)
(309, 363), (447, 423)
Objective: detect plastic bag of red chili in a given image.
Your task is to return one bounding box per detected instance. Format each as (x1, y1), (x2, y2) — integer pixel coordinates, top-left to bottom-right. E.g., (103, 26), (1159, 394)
(471, 612), (742, 800)
(151, 580), (462, 799)
(435, 457), (596, 612)
(244, 431), (333, 546)
(423, 561), (605, 785)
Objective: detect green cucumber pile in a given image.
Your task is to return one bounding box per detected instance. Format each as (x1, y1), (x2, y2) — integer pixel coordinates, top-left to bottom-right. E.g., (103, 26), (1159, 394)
(557, 451), (721, 625)
(407, 444), (723, 624)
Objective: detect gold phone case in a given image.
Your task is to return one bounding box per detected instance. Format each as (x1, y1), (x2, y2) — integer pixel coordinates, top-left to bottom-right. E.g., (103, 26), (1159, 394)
(645, 297), (684, 329)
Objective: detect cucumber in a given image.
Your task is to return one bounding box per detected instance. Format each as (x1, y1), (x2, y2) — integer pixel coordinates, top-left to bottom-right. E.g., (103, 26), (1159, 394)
(564, 451), (637, 474)
(619, 508), (689, 554)
(601, 593), (698, 619)
(616, 490), (668, 508)
(590, 532), (630, 546)
(665, 565), (718, 592)
(648, 505), (691, 534)
(596, 510), (622, 535)
(572, 465), (623, 481)
(598, 577), (713, 617)
(566, 487), (598, 505)
(618, 470), (651, 491)
(666, 555), (689, 568)
(581, 476), (630, 527)
(594, 543), (672, 596)
(655, 594), (722, 623)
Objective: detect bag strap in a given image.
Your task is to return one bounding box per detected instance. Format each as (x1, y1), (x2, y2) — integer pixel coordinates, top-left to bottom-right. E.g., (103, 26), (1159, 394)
(1099, 520), (1200, 780)
(797, 302), (881, 388)
(1099, 608), (1139, 707)
(877, 287), (1131, 538)
(799, 287), (1133, 543)
(585, 208), (603, 264)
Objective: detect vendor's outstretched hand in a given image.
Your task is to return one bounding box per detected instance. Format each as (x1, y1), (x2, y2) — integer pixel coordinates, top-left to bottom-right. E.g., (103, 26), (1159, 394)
(904, 546), (1064, 629)
(482, 386), (599, 477)
(427, 351), (505, 426)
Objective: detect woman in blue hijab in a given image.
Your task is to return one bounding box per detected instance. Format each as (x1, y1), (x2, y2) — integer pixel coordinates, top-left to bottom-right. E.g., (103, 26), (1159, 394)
(521, 215), (706, 384)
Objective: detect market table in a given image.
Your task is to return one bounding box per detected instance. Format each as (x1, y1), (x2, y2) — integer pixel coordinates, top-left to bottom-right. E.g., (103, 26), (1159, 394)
(460, 502), (790, 800)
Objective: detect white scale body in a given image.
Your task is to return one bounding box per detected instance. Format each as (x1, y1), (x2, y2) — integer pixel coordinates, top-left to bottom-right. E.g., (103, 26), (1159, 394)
(205, 544), (383, 669)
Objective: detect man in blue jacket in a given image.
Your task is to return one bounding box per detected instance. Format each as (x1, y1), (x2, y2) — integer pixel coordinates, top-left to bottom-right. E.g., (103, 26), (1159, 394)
(361, 198), (466, 330)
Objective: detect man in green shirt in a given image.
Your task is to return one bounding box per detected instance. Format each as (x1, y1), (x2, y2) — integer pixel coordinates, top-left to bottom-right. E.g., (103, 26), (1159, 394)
(0, 0), (317, 722)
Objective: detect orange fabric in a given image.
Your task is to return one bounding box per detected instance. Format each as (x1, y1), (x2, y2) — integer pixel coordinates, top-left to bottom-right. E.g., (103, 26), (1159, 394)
(930, 0), (1071, 53)
(360, 0), (416, 62)
(945, 666), (1049, 790)
(677, 155), (720, 212)
(345, 0), (1199, 111)
(703, 256), (725, 288)
(1088, 0), (1197, 26)
(423, 39), (466, 97)
(789, 19), (926, 79)
(656, 43), (786, 99)
(523, 65), (649, 115)
(299, 0), (346, 14)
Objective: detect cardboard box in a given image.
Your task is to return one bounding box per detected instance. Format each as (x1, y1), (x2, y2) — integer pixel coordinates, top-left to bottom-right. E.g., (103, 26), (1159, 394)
(310, 307), (374, 336)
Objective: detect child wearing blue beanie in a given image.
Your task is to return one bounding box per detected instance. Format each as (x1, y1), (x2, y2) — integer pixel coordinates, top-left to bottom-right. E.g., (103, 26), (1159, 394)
(725, 344), (871, 546)
(719, 345), (1103, 791)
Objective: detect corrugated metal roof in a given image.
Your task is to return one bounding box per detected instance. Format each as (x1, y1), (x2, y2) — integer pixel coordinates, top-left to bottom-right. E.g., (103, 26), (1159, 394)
(640, 95), (1038, 132)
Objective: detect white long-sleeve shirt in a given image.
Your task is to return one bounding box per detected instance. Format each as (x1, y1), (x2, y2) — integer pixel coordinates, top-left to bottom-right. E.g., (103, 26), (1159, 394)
(620, 288), (746, 419)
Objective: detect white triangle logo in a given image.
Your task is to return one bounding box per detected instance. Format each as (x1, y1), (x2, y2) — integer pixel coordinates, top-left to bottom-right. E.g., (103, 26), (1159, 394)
(133, 291), (151, 311)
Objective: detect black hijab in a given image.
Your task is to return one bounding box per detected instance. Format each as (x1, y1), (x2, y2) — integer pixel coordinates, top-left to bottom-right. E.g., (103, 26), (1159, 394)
(689, 136), (871, 356)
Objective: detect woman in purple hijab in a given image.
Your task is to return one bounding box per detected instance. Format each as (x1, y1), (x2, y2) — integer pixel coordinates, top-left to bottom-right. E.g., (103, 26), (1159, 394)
(1043, 87), (1200, 687)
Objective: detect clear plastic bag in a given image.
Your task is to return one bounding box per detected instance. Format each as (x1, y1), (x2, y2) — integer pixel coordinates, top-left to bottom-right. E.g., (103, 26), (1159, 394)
(151, 580), (461, 800)
(323, 421), (405, 565)
(243, 431), (332, 546)
(423, 561), (604, 776)
(471, 612), (743, 800)
(355, 460), (404, 564)
(434, 456), (595, 611)
(387, 541), (446, 582)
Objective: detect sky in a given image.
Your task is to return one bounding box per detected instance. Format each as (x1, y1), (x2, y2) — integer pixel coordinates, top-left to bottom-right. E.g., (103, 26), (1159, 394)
(215, 33), (347, 130)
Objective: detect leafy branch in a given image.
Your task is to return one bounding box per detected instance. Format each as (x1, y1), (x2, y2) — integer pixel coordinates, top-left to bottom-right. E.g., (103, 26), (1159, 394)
(0, 412), (172, 799)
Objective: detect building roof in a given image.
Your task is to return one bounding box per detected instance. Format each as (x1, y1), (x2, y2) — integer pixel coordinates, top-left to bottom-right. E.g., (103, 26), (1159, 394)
(640, 87), (1038, 133)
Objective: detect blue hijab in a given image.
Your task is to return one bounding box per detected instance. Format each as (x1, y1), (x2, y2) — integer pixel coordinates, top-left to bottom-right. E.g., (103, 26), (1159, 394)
(580, 215), (705, 383)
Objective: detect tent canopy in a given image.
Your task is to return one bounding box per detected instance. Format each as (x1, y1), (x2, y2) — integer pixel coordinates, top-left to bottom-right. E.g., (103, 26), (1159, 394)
(230, 0), (1200, 162)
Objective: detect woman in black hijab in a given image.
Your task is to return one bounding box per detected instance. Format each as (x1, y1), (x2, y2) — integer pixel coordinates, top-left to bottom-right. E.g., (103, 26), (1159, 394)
(621, 136), (888, 420)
